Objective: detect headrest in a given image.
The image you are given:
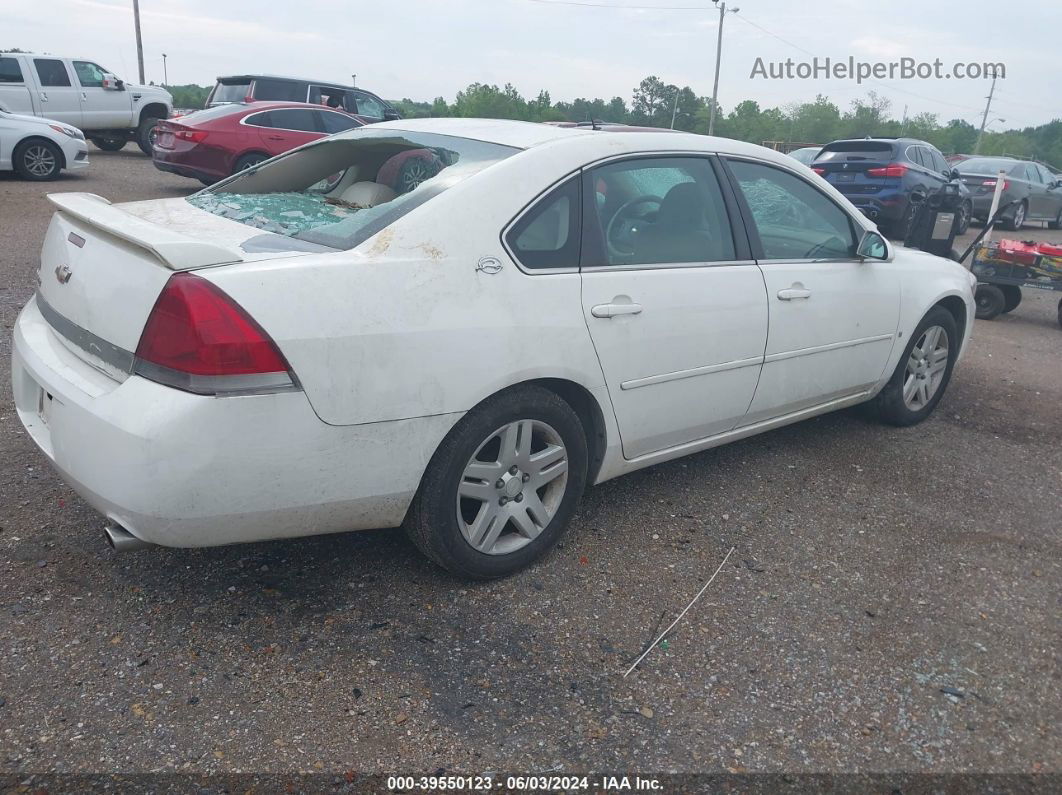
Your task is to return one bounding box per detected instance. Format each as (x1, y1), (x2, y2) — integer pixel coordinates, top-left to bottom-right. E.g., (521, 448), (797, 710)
(339, 181), (397, 208)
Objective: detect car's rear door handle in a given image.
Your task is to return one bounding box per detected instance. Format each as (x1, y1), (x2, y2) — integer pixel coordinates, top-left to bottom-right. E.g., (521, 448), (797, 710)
(591, 302), (643, 318)
(777, 287), (811, 301)
(266, 135), (285, 141)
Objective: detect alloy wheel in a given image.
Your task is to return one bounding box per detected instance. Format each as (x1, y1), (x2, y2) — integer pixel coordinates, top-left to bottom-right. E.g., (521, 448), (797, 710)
(24, 145), (57, 177)
(456, 419), (569, 555)
(1012, 202), (1026, 229)
(903, 325), (949, 411)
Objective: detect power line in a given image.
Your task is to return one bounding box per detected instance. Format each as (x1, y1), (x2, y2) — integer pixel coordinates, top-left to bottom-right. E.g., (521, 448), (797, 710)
(523, 0), (710, 8)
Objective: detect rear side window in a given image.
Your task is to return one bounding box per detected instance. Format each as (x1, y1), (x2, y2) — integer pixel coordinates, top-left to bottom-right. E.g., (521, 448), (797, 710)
(179, 104), (248, 124)
(927, 148), (949, 173)
(253, 79), (307, 103)
(729, 159), (857, 260)
(0, 57), (24, 83)
(816, 141), (894, 162)
(506, 177), (581, 270)
(267, 108), (320, 132)
(906, 146), (926, 168)
(320, 110), (361, 134)
(212, 80), (251, 103)
(34, 59), (71, 87)
(243, 111), (273, 127)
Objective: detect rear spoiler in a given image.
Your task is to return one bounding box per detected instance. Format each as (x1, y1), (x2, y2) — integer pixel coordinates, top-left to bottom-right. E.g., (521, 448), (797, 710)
(47, 193), (243, 270)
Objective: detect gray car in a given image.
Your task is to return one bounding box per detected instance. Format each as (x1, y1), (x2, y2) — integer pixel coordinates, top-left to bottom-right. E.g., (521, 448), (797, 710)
(956, 157), (1062, 230)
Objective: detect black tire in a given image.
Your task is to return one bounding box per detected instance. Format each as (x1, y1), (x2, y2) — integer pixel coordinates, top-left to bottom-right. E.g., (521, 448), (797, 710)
(12, 139), (63, 180)
(232, 152), (268, 175)
(975, 284), (1006, 320)
(1057, 298), (1062, 330)
(956, 200), (972, 235)
(891, 201), (917, 242)
(1000, 285), (1022, 314)
(136, 114), (163, 155)
(1003, 200), (1027, 231)
(1049, 206), (1062, 231)
(405, 385), (588, 579)
(90, 136), (126, 152)
(871, 306), (959, 427)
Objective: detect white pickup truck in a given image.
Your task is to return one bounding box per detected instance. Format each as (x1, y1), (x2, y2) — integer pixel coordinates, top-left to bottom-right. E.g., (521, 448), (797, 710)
(0, 53), (172, 154)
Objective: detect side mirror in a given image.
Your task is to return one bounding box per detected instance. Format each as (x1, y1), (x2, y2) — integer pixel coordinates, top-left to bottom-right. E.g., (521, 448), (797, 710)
(947, 168), (961, 181)
(382, 109), (401, 121)
(857, 229), (891, 261)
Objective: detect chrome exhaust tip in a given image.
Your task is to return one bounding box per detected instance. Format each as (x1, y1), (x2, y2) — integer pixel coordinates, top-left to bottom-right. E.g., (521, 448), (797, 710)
(104, 523), (152, 553)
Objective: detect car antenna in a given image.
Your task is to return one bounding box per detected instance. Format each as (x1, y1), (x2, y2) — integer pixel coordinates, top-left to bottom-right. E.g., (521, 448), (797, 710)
(586, 114), (600, 131)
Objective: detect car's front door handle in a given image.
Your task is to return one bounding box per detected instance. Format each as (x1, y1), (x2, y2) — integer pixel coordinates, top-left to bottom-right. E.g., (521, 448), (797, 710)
(777, 286), (811, 301)
(266, 135), (285, 141)
(591, 302), (643, 318)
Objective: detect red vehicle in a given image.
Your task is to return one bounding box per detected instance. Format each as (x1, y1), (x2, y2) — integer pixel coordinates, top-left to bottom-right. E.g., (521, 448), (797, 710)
(152, 102), (363, 184)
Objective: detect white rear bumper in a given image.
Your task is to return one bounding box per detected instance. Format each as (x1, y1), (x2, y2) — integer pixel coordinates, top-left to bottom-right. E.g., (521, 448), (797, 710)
(11, 296), (461, 548)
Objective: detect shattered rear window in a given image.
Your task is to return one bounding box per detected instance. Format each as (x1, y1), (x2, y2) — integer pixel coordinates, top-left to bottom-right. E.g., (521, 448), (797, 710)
(188, 130), (519, 251)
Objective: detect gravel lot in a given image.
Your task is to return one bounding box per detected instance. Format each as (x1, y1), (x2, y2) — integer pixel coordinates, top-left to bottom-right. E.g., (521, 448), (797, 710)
(1, 148), (1059, 778)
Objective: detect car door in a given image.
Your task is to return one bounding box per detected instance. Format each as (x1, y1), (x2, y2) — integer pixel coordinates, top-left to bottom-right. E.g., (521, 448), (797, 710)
(31, 58), (82, 126)
(254, 108), (323, 155)
(352, 91), (387, 122)
(577, 155), (768, 460)
(0, 56), (36, 116)
(724, 157), (901, 424)
(1038, 165), (1062, 222)
(72, 60), (131, 128)
(1024, 164), (1050, 219)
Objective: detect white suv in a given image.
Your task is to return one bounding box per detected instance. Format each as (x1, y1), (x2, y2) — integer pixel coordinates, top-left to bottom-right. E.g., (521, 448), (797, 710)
(0, 53), (172, 154)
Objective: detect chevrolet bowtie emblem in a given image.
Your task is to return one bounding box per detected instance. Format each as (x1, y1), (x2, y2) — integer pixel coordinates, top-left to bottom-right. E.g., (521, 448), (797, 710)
(55, 264), (73, 284)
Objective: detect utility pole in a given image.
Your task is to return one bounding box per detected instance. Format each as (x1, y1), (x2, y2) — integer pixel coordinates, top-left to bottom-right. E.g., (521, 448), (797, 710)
(670, 88), (679, 129)
(708, 0), (738, 136)
(132, 0), (145, 84)
(974, 67), (999, 155)
(162, 53), (168, 86)
(900, 104), (908, 136)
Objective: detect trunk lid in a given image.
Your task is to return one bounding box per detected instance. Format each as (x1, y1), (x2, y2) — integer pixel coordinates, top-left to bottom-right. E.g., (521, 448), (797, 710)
(37, 193), (322, 375)
(813, 141), (897, 197)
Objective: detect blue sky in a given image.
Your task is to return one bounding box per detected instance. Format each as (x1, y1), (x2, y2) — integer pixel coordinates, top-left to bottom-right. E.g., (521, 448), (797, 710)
(6, 0), (1059, 126)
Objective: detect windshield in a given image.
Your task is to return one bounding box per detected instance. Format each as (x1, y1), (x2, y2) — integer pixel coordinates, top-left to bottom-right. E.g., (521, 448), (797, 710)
(188, 129), (519, 250)
(958, 158), (1021, 175)
(211, 80), (251, 104)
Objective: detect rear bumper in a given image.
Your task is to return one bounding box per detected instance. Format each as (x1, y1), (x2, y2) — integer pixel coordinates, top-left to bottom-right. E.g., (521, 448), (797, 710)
(152, 153), (220, 183)
(843, 192), (907, 224)
(970, 193), (1017, 220)
(12, 296), (461, 548)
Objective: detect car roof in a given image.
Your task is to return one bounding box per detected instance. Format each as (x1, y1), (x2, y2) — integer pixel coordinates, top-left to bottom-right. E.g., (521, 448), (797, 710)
(350, 118), (804, 166)
(216, 74), (365, 90)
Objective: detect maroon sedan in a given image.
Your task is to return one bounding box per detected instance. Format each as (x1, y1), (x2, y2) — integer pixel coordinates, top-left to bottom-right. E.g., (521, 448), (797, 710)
(152, 102), (363, 184)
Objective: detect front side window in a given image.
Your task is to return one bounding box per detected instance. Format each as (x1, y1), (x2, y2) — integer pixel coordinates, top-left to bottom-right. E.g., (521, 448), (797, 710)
(72, 61), (107, 88)
(729, 159), (857, 260)
(0, 57), (24, 84)
(354, 91), (386, 120)
(506, 177), (580, 270)
(267, 109), (320, 132)
(34, 59), (71, 87)
(586, 157), (735, 267)
(189, 130), (518, 251)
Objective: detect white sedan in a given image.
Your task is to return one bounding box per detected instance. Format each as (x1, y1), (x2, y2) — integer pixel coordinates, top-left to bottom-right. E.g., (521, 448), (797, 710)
(12, 119), (976, 578)
(0, 105), (88, 180)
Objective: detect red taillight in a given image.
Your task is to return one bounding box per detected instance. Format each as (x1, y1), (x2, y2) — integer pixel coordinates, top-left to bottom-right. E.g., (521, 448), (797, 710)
(866, 163), (909, 178)
(134, 273), (295, 395)
(174, 128), (208, 143)
(812, 167), (826, 176)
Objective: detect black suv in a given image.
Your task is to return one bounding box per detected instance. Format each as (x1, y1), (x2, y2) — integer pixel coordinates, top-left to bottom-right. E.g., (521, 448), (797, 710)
(812, 137), (970, 238)
(206, 75), (400, 125)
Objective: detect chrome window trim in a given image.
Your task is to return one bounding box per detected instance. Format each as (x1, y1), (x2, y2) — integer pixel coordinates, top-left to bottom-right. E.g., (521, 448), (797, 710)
(239, 110), (325, 134)
(581, 259), (757, 273)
